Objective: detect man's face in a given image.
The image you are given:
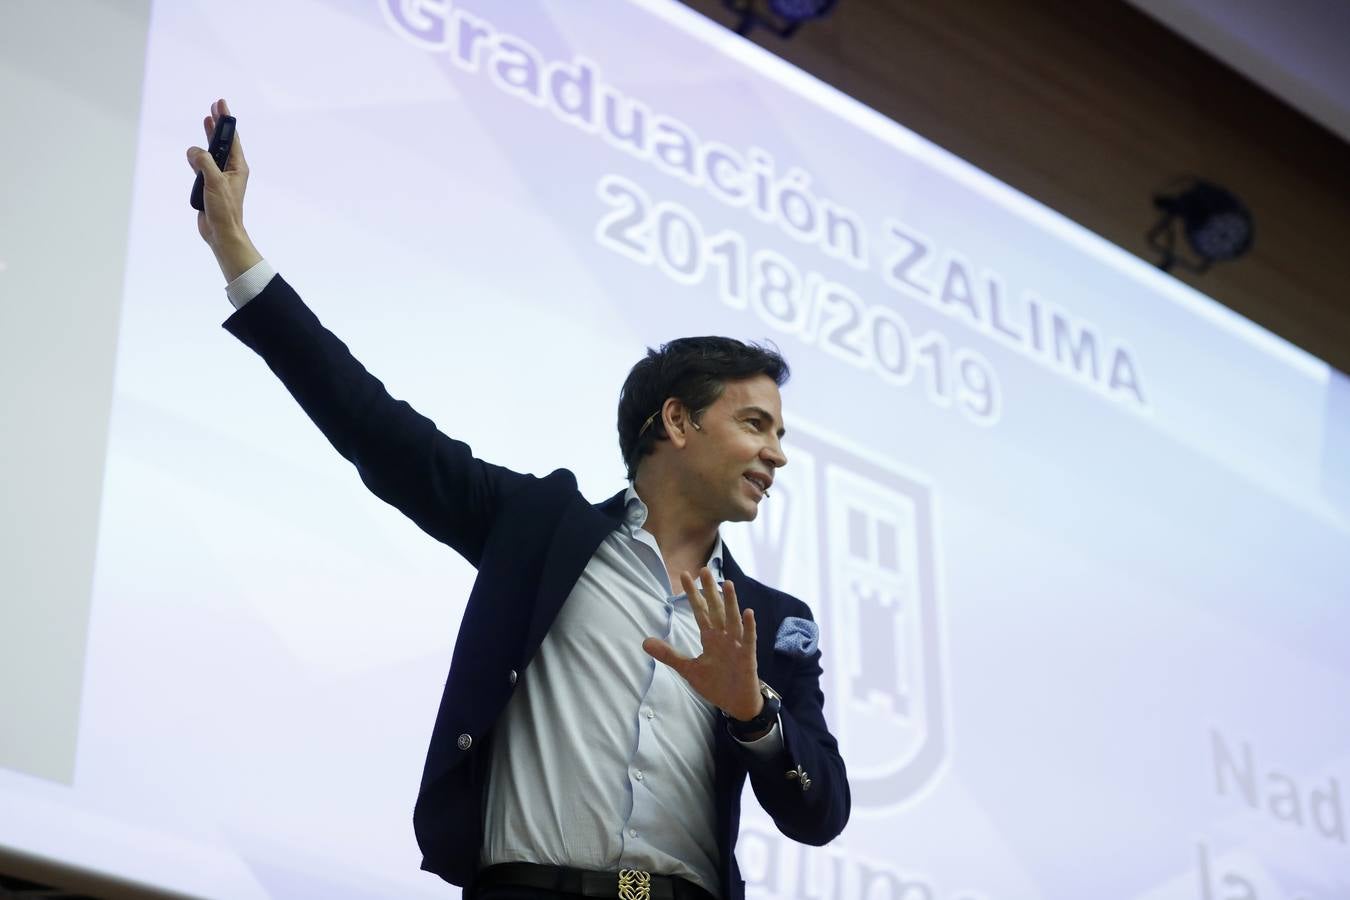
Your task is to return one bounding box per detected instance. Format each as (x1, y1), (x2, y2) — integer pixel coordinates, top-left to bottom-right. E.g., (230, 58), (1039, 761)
(680, 374), (788, 524)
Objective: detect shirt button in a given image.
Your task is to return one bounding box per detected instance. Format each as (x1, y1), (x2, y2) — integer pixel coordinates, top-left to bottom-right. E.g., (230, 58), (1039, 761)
(508, 669), (518, 685)
(634, 770), (644, 781)
(645, 708), (655, 720)
(628, 828), (638, 838)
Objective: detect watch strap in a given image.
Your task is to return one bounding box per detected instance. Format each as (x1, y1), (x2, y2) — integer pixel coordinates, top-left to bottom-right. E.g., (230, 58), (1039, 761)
(727, 683), (782, 738)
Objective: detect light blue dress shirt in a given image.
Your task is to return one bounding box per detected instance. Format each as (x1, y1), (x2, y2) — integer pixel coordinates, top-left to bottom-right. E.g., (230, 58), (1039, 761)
(479, 488), (783, 898)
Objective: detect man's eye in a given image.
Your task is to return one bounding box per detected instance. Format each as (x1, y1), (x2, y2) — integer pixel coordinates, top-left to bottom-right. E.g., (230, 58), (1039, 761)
(745, 418), (762, 429)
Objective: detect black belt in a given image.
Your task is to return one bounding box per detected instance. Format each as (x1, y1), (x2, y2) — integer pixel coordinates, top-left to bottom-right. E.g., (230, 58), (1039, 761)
(474, 862), (715, 900)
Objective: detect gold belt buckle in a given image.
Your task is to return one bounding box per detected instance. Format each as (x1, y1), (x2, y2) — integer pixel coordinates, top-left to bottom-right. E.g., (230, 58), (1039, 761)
(617, 867), (652, 900)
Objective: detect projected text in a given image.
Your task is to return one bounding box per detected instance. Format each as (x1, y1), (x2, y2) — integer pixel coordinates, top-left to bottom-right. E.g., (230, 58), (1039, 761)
(381, 0), (1149, 418)
(597, 175), (1001, 426)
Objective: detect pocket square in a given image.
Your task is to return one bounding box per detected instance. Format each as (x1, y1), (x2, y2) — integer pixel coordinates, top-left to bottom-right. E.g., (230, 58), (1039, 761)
(773, 616), (819, 657)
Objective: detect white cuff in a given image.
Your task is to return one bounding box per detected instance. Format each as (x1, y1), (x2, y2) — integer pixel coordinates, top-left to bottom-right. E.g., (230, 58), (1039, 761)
(225, 259), (278, 310)
(731, 716), (785, 758)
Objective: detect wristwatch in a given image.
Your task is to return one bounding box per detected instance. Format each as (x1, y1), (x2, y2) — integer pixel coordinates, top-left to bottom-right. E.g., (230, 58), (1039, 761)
(727, 681), (782, 740)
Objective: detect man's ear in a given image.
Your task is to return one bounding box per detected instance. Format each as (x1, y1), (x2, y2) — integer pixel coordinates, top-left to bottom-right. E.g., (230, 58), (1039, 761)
(662, 396), (693, 449)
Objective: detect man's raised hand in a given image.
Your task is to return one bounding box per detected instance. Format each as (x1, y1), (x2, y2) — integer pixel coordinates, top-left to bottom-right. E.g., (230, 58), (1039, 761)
(642, 568), (765, 722)
(187, 98), (262, 282)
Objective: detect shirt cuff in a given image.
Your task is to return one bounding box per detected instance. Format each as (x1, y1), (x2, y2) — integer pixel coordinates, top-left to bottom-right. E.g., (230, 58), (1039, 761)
(225, 258), (277, 310)
(731, 716), (785, 758)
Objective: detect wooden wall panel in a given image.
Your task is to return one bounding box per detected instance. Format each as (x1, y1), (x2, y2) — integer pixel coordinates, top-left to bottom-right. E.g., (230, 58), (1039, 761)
(680, 0), (1350, 374)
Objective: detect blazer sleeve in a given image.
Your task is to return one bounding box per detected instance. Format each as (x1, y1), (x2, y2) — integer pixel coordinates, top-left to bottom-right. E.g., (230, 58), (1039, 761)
(735, 600), (850, 846)
(222, 275), (531, 567)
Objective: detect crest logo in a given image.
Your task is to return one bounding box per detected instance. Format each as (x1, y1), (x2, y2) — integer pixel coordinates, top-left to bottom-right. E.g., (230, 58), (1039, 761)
(740, 422), (948, 809)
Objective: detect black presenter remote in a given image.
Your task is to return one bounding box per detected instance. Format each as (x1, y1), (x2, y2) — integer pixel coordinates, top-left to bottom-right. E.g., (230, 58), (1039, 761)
(190, 114), (236, 211)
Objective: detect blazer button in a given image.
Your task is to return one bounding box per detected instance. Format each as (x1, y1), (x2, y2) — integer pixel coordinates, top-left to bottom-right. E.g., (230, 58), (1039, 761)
(457, 733), (472, 751)
(508, 670), (518, 685)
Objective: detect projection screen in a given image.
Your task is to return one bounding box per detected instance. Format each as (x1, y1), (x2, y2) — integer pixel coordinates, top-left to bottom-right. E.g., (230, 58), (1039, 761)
(2, 1), (1348, 898)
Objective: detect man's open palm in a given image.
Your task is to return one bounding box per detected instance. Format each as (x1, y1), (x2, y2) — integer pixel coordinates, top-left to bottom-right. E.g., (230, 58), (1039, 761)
(643, 568), (764, 722)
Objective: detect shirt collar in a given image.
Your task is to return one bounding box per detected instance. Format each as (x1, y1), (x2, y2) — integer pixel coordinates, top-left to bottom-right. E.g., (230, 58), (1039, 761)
(624, 484), (724, 580)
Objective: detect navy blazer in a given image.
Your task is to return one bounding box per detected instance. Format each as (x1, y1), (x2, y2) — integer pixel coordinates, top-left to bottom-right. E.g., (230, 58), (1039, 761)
(224, 276), (850, 900)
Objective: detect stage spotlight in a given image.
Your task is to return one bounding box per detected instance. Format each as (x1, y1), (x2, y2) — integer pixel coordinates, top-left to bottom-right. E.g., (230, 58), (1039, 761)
(1147, 178), (1254, 274)
(721, 0), (838, 39)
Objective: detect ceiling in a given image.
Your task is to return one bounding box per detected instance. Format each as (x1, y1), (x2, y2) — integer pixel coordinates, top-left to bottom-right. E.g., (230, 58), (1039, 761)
(1125, 0), (1350, 145)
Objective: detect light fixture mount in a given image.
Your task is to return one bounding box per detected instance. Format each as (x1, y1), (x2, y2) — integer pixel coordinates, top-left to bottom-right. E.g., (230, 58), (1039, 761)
(721, 0), (838, 39)
(1147, 178), (1254, 274)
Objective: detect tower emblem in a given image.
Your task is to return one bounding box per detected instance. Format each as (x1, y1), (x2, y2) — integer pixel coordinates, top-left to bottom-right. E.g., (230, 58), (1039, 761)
(743, 423), (948, 808)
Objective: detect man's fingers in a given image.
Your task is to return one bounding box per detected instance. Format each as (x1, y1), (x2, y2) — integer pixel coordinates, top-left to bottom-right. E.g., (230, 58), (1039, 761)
(227, 130), (246, 170)
(700, 567), (725, 630)
(216, 98), (247, 169)
(642, 637), (690, 675)
(723, 580), (743, 642)
(681, 571), (713, 632)
(202, 100), (247, 174)
(186, 146), (220, 180)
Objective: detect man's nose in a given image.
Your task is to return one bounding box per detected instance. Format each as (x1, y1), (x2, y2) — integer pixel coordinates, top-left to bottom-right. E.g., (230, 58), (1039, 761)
(764, 442), (787, 468)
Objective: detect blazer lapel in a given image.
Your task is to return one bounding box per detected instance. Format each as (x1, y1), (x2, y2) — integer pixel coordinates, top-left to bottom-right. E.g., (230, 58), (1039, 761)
(522, 489), (627, 655)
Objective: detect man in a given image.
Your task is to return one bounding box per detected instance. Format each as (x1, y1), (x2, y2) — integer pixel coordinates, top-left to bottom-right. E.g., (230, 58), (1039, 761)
(188, 98), (848, 900)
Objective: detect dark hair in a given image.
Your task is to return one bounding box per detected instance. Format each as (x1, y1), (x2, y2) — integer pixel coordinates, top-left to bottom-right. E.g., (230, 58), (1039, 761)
(617, 337), (789, 480)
